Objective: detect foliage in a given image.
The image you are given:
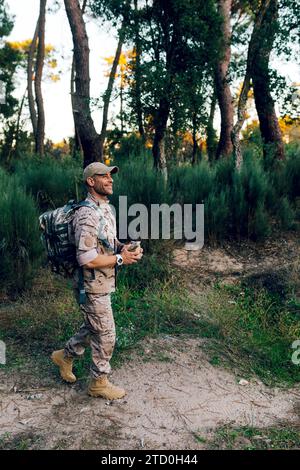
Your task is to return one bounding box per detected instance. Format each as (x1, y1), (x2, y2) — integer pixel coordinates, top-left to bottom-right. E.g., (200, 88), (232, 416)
(0, 168), (43, 294)
(207, 280), (300, 385)
(13, 155), (83, 211)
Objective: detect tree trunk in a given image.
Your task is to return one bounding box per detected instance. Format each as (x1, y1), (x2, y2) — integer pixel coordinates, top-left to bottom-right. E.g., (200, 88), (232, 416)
(27, 21), (39, 139)
(214, 0), (234, 159)
(191, 112), (199, 165)
(206, 89), (217, 162)
(252, 0), (285, 162)
(232, 0), (271, 170)
(133, 0), (145, 139)
(99, 28), (125, 158)
(14, 88), (27, 156)
(34, 0), (47, 156)
(71, 0), (87, 158)
(152, 96), (169, 179)
(64, 0), (101, 167)
(71, 53), (84, 158)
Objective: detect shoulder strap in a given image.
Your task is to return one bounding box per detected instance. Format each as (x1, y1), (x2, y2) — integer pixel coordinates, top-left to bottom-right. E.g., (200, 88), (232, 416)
(75, 200), (98, 210)
(62, 199), (98, 214)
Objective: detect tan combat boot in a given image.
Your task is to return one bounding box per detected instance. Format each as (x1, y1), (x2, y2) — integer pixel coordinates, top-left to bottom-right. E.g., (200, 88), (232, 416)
(51, 349), (76, 383)
(88, 375), (126, 400)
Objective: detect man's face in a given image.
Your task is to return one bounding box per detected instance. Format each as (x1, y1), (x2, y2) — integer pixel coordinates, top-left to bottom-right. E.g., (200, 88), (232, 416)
(88, 172), (114, 196)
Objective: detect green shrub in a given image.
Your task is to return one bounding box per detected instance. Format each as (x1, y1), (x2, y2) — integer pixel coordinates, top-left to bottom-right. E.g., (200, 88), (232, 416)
(13, 156), (82, 211)
(169, 161), (214, 205)
(0, 169), (43, 294)
(110, 133), (150, 162)
(277, 196), (296, 230)
(205, 189), (230, 242)
(284, 151), (300, 200)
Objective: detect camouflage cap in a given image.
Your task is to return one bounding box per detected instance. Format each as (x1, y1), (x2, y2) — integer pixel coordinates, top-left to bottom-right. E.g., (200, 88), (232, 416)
(83, 162), (119, 182)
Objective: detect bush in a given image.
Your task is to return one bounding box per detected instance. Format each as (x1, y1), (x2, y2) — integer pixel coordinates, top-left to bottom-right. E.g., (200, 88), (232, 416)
(13, 155), (83, 211)
(0, 169), (43, 295)
(169, 161), (214, 205)
(277, 196), (296, 230)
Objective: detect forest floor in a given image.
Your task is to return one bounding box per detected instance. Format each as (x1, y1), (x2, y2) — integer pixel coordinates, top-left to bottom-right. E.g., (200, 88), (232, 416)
(0, 232), (300, 450)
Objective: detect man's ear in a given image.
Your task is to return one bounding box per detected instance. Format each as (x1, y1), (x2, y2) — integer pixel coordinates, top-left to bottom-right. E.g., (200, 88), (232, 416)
(86, 176), (95, 187)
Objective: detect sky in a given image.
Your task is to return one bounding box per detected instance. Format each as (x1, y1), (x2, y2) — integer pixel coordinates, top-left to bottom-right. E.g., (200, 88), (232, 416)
(4, 0), (300, 143)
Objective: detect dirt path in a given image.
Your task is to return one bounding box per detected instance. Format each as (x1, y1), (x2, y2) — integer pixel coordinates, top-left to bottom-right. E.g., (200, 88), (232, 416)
(1, 336), (300, 450)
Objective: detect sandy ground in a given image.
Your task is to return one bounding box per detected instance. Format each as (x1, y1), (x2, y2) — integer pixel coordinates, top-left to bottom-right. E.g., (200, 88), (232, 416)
(0, 336), (299, 450)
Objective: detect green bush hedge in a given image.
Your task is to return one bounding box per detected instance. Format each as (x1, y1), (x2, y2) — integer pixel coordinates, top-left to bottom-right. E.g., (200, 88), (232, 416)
(13, 156), (83, 211)
(0, 169), (43, 295)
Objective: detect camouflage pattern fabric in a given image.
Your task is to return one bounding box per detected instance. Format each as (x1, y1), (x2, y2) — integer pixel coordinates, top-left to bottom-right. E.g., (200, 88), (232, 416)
(64, 192), (123, 377)
(64, 293), (115, 377)
(72, 193), (123, 294)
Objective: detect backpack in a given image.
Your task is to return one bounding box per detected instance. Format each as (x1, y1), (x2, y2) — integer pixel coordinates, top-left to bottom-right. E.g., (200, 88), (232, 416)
(39, 199), (97, 278)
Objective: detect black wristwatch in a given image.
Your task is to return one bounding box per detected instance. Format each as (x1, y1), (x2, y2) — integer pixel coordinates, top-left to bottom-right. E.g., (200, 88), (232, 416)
(116, 254), (123, 266)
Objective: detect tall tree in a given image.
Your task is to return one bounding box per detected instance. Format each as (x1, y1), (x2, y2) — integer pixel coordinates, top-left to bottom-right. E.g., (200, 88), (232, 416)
(27, 0), (47, 156)
(27, 23), (38, 139)
(206, 89), (218, 162)
(231, 0), (272, 169)
(132, 0), (145, 140)
(214, 0), (234, 159)
(64, 0), (102, 167)
(34, 0), (47, 156)
(70, 0), (87, 157)
(251, 0), (285, 161)
(141, 0), (219, 176)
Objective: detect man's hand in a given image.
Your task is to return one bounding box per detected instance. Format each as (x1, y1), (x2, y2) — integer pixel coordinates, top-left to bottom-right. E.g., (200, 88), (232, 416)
(121, 244), (143, 264)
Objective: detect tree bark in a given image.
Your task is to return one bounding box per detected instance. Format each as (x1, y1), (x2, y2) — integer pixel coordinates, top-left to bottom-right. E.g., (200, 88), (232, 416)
(99, 28), (125, 158)
(64, 0), (101, 167)
(34, 0), (47, 156)
(152, 95), (169, 179)
(133, 0), (145, 140)
(14, 87), (27, 156)
(214, 0), (234, 159)
(252, 0), (285, 162)
(206, 89), (217, 162)
(71, 0), (87, 158)
(191, 112), (200, 165)
(27, 21), (39, 139)
(232, 0), (272, 170)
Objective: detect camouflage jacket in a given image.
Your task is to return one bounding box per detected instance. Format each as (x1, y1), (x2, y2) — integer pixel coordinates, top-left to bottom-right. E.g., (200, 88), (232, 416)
(72, 193), (123, 294)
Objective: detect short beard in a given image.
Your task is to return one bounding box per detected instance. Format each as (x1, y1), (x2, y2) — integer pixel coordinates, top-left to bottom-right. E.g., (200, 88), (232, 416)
(94, 183), (110, 196)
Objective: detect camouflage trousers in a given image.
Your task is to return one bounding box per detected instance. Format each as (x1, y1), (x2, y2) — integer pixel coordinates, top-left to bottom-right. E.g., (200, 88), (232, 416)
(64, 293), (116, 378)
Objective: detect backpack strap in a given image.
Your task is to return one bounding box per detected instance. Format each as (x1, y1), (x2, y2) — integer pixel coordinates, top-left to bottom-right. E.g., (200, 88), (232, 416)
(74, 200), (98, 210)
(78, 266), (86, 305)
(71, 200), (98, 305)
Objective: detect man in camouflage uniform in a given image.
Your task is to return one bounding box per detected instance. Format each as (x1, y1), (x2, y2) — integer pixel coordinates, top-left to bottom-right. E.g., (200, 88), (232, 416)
(51, 162), (142, 400)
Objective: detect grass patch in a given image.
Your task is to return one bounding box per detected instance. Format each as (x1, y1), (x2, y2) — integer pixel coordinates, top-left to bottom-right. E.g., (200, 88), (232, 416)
(204, 281), (300, 386)
(0, 431), (44, 450)
(205, 424), (300, 450)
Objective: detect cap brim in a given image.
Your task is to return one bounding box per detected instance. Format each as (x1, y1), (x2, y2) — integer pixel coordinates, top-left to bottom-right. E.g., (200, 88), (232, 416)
(109, 166), (119, 174)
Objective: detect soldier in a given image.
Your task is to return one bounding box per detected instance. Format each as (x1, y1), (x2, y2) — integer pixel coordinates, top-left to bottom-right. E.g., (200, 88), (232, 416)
(51, 162), (143, 400)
